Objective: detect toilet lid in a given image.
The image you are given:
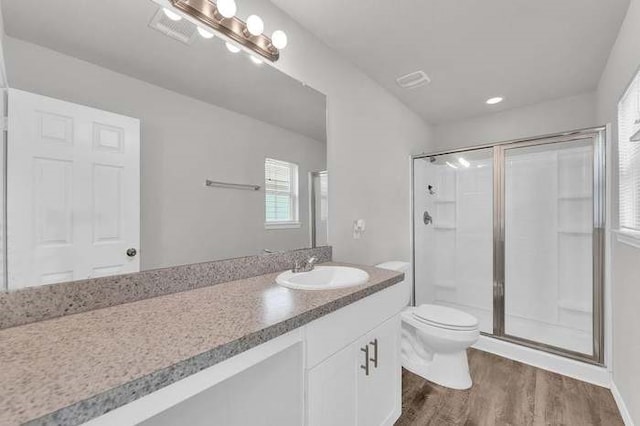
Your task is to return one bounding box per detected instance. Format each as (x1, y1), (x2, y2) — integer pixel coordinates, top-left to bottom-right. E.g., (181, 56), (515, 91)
(412, 304), (479, 331)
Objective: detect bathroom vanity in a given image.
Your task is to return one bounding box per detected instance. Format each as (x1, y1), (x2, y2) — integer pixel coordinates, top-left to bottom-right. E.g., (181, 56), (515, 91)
(0, 260), (407, 426)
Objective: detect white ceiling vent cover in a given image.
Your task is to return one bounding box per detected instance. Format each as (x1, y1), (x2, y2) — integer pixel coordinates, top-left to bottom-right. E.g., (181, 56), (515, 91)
(396, 71), (431, 89)
(149, 8), (197, 45)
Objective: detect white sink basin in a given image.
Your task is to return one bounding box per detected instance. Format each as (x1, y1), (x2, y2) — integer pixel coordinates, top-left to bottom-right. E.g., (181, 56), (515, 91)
(276, 266), (370, 290)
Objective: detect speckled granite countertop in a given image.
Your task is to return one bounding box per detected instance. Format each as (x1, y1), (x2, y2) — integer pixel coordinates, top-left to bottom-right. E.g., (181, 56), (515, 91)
(0, 262), (403, 426)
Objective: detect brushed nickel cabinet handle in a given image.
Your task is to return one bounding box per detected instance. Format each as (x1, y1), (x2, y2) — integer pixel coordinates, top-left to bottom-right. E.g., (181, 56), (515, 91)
(360, 345), (370, 376)
(369, 338), (379, 368)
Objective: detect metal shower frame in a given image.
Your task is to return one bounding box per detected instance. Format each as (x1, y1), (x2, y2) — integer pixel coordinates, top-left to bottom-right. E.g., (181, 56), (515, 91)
(410, 126), (606, 365)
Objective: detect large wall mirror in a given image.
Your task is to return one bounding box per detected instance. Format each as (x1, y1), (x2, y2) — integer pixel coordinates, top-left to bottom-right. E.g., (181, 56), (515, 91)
(0, 0), (328, 291)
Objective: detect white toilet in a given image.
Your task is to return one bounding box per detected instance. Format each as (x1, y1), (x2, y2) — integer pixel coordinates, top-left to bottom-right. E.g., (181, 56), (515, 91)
(376, 262), (479, 390)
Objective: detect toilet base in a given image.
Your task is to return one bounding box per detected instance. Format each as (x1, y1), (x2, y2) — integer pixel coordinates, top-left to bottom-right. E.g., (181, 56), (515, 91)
(402, 349), (472, 390)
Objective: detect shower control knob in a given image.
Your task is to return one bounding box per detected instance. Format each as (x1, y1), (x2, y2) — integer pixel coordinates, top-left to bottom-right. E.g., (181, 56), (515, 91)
(126, 248), (138, 258)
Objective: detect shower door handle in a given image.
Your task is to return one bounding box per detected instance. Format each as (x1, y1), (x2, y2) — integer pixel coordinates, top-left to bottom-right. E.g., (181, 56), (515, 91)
(423, 211), (433, 225)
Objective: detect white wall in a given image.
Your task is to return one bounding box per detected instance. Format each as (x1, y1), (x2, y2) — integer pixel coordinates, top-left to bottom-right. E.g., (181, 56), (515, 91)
(434, 92), (597, 151)
(238, 0), (433, 266)
(4, 37), (326, 270)
(596, 0), (640, 423)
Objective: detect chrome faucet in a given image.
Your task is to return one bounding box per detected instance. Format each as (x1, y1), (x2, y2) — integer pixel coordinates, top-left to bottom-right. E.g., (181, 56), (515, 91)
(292, 256), (318, 273)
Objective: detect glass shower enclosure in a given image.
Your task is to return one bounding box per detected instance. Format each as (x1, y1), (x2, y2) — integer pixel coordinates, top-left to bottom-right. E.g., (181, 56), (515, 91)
(412, 127), (605, 364)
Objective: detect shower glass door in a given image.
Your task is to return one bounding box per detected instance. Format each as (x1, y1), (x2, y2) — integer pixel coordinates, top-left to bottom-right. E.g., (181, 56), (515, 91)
(500, 135), (604, 360)
(413, 127), (605, 364)
(413, 148), (494, 334)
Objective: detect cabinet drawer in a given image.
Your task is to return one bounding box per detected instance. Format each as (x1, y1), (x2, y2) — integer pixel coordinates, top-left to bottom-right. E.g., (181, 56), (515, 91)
(305, 279), (409, 368)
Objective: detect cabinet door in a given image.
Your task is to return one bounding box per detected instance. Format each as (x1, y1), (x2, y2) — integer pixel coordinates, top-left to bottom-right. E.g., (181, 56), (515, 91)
(357, 315), (401, 426)
(308, 343), (358, 426)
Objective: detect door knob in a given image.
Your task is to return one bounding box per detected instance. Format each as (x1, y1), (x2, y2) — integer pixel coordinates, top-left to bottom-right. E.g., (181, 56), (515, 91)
(423, 211), (433, 225)
(126, 248), (138, 257)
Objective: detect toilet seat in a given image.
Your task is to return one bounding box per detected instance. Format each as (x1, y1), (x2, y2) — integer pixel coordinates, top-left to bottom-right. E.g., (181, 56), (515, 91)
(411, 304), (479, 332)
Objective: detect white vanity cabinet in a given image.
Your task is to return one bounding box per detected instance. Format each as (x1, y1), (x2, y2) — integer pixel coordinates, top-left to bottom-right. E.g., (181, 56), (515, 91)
(87, 279), (409, 426)
(305, 280), (407, 426)
(307, 315), (401, 426)
(356, 316), (401, 426)
(307, 340), (358, 425)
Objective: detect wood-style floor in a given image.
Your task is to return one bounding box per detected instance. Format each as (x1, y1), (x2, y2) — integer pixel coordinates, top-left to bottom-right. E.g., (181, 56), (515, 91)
(396, 349), (623, 426)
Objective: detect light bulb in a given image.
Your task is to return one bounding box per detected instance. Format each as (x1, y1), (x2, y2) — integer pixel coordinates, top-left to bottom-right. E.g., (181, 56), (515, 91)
(225, 41), (240, 53)
(246, 15), (264, 36)
(197, 27), (214, 39)
(216, 0), (236, 18)
(486, 96), (504, 105)
(250, 55), (263, 65)
(458, 158), (470, 168)
(163, 8), (182, 21)
(271, 30), (288, 49)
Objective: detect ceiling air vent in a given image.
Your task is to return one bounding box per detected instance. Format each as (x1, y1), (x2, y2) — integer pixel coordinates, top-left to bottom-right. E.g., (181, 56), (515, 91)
(396, 71), (431, 89)
(149, 8), (197, 45)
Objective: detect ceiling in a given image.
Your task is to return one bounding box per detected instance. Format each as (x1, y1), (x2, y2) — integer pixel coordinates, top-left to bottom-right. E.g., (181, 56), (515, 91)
(272, 0), (630, 124)
(1, 0), (326, 142)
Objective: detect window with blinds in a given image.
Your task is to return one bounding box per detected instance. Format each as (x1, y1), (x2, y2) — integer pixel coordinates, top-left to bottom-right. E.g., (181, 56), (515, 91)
(618, 69), (640, 235)
(265, 158), (299, 227)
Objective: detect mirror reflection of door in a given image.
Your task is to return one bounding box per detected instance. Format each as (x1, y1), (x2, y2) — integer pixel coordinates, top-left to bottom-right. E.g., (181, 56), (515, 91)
(310, 170), (328, 247)
(7, 89), (141, 289)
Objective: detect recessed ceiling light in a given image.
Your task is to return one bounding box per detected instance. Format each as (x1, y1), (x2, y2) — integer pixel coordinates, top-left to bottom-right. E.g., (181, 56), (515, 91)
(163, 8), (182, 21)
(486, 97), (504, 105)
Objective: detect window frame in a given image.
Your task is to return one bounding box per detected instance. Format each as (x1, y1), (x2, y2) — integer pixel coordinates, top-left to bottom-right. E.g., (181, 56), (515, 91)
(264, 158), (300, 230)
(617, 66), (640, 248)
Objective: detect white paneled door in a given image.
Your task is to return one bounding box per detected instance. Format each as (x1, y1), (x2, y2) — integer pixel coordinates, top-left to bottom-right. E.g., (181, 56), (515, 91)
(7, 89), (140, 289)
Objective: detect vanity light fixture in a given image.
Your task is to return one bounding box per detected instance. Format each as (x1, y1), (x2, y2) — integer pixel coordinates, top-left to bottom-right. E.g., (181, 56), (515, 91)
(486, 96), (504, 105)
(246, 15), (264, 36)
(216, 0), (237, 18)
(162, 0), (287, 62)
(271, 30), (288, 49)
(250, 55), (264, 65)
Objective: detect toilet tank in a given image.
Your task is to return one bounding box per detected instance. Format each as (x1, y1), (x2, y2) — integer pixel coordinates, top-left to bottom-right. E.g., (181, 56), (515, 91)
(375, 261), (412, 305)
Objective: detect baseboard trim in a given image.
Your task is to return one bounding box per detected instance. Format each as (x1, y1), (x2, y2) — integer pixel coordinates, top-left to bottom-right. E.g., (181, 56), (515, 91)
(611, 379), (636, 426)
(473, 335), (610, 387)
